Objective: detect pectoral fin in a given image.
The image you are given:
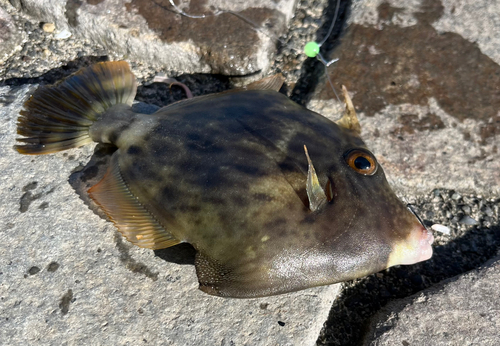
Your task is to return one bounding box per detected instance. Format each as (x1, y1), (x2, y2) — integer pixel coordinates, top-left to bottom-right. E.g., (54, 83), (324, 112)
(88, 153), (180, 250)
(304, 145), (328, 211)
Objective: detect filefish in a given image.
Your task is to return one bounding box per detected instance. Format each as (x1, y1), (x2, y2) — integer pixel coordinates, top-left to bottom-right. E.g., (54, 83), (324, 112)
(15, 61), (434, 298)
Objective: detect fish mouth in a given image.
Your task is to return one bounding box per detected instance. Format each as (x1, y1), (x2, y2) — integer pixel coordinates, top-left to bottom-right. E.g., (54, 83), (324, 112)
(415, 226), (434, 263)
(387, 224), (434, 267)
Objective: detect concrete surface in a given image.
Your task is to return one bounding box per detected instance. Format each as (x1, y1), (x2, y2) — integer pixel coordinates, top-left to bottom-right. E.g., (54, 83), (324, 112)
(1, 0), (500, 345)
(0, 5), (24, 64)
(6, 0), (296, 75)
(364, 256), (500, 346)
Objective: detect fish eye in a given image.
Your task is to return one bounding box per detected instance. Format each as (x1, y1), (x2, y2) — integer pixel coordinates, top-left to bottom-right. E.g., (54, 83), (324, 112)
(344, 149), (377, 175)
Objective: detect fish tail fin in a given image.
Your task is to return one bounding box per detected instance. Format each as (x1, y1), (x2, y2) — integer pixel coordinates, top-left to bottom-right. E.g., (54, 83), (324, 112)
(15, 61), (137, 155)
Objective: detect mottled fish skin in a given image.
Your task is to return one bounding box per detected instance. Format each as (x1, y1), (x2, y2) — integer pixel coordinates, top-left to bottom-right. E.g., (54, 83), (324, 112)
(15, 61), (433, 298)
(90, 90), (425, 297)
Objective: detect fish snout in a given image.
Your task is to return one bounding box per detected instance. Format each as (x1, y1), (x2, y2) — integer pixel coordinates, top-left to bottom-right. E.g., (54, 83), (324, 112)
(415, 226), (434, 263)
(387, 223), (434, 267)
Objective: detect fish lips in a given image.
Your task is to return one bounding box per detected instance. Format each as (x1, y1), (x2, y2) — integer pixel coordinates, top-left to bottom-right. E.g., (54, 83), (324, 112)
(387, 223), (435, 267)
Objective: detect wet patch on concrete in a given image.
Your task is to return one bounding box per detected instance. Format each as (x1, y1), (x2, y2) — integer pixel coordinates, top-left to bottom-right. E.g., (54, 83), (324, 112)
(391, 112), (445, 136)
(66, 0), (83, 27)
(28, 266), (40, 275)
(47, 262), (60, 272)
(59, 289), (73, 315)
(19, 182), (40, 213)
(319, 0), (500, 140)
(125, 0), (285, 73)
(114, 232), (159, 281)
(38, 201), (49, 210)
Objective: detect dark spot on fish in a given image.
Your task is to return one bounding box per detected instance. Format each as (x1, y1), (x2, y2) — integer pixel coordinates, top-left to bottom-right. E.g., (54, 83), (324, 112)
(202, 196), (226, 206)
(59, 289), (73, 315)
(23, 182), (37, 191)
(321, 0), (500, 141)
(114, 232), (159, 281)
(187, 140), (224, 154)
(263, 218), (287, 231)
(234, 164), (262, 176)
(97, 248), (102, 253)
(301, 214), (317, 224)
(161, 186), (176, 201)
(5, 222), (15, 229)
(127, 145), (143, 155)
(259, 303), (268, 309)
(253, 193), (273, 202)
(65, 0), (82, 27)
(231, 195), (248, 207)
(47, 262), (60, 272)
(28, 266), (40, 275)
(187, 133), (201, 141)
(278, 321), (285, 326)
(177, 204), (202, 213)
(131, 161), (162, 182)
(68, 155), (75, 160)
(138, 308), (144, 314)
(38, 202), (49, 210)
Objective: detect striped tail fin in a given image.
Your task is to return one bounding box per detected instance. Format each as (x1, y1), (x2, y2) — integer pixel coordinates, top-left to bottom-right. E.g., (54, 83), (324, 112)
(15, 61), (137, 154)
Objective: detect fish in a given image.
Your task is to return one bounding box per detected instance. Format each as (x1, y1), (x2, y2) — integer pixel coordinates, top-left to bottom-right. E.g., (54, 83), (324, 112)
(15, 61), (434, 298)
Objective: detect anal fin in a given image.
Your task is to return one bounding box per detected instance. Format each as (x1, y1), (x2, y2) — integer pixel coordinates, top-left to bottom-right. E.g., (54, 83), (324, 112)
(88, 154), (179, 250)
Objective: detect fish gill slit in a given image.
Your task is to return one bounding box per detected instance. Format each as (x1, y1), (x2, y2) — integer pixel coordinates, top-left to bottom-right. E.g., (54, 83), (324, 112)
(327, 184), (358, 247)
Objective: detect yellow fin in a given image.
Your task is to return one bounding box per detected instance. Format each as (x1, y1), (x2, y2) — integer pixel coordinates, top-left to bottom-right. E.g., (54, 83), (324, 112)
(245, 74), (284, 92)
(304, 145), (328, 211)
(88, 154), (180, 250)
(335, 85), (361, 135)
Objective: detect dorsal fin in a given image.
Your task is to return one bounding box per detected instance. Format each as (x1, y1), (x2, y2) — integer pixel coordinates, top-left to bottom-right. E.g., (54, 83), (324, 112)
(304, 145), (328, 211)
(335, 85), (361, 135)
(244, 74), (284, 91)
(88, 154), (180, 250)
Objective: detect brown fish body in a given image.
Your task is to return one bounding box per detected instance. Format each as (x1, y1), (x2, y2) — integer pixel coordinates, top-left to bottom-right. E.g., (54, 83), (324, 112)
(15, 61), (434, 297)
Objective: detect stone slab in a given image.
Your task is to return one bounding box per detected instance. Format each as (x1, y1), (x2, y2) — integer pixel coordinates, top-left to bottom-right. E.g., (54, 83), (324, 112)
(363, 256), (500, 346)
(6, 0), (297, 75)
(310, 0), (500, 196)
(0, 84), (340, 346)
(0, 5), (25, 64)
